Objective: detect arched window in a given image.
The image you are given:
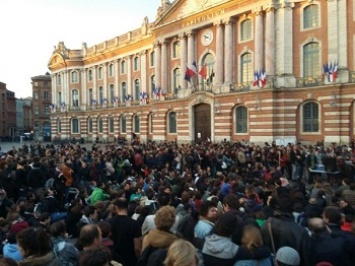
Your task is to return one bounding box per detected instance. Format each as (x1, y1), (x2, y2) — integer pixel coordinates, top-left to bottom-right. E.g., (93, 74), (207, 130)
(134, 79), (140, 101)
(168, 112), (177, 133)
(57, 119), (62, 133)
(240, 19), (252, 41)
(71, 118), (79, 133)
(121, 61), (126, 74)
(173, 68), (181, 94)
(235, 106), (248, 133)
(121, 82), (127, 99)
(134, 115), (140, 133)
(109, 84), (115, 104)
(71, 71), (79, 83)
(109, 117), (114, 133)
(150, 76), (155, 98)
(88, 89), (93, 106)
(149, 113), (153, 134)
(98, 117), (103, 133)
(99, 87), (104, 105)
(88, 69), (93, 81)
(109, 64), (114, 77)
(172, 41), (181, 58)
(88, 118), (93, 133)
(303, 102), (319, 132)
(304, 4), (319, 29)
(121, 116), (127, 133)
(98, 67), (103, 79)
(72, 89), (79, 107)
(57, 74), (61, 85)
(134, 56), (139, 71)
(240, 53), (252, 83)
(303, 42), (320, 77)
(150, 52), (155, 67)
(202, 53), (215, 88)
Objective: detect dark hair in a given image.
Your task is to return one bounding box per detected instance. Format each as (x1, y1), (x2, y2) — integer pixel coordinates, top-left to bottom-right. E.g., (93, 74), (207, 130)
(50, 220), (67, 238)
(199, 200), (217, 217)
(0, 257), (18, 266)
(223, 194), (240, 210)
(113, 197), (129, 209)
(97, 220), (111, 238)
(79, 247), (112, 266)
(16, 227), (52, 257)
(79, 224), (101, 248)
(39, 212), (50, 222)
(323, 206), (342, 224)
(84, 206), (97, 217)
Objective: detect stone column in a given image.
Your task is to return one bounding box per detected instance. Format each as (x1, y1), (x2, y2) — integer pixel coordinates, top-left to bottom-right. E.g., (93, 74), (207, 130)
(81, 69), (87, 106)
(187, 31), (196, 68)
(161, 40), (168, 93)
(154, 42), (161, 89)
(140, 50), (147, 93)
(127, 56), (132, 96)
(180, 33), (187, 89)
(254, 7), (264, 72)
(265, 4), (276, 75)
(114, 60), (119, 100)
(214, 20), (224, 85)
(92, 66), (97, 101)
(103, 63), (108, 100)
(223, 17), (234, 85)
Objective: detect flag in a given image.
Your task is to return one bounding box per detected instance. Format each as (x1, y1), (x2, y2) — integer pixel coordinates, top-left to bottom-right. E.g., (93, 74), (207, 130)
(60, 102), (66, 112)
(113, 96), (119, 104)
(192, 61), (197, 73)
(253, 70), (266, 88)
(323, 62), (338, 82)
(153, 87), (161, 99)
(158, 88), (164, 98)
(125, 95), (132, 106)
(206, 70), (215, 85)
(199, 64), (207, 79)
(91, 99), (97, 109)
(184, 66), (196, 82)
(101, 98), (108, 105)
(140, 92), (148, 104)
(49, 104), (55, 113)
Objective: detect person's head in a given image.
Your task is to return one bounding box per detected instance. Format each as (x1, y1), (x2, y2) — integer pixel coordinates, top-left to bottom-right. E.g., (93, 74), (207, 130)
(79, 224), (102, 250)
(276, 246), (300, 266)
(241, 224), (263, 252)
(215, 211), (239, 237)
(164, 239), (198, 266)
(199, 200), (218, 222)
(223, 194), (240, 212)
(97, 220), (111, 238)
(84, 206), (98, 220)
(154, 205), (176, 231)
(323, 206), (342, 225)
(16, 227), (52, 258)
(113, 197), (129, 211)
(308, 218), (327, 235)
(79, 246), (112, 266)
(50, 220), (67, 238)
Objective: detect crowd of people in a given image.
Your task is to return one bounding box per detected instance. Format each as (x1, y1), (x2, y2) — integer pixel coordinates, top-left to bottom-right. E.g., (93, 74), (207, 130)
(0, 139), (354, 266)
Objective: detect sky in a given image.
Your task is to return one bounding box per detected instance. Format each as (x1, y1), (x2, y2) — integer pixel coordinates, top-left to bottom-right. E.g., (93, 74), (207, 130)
(0, 0), (162, 98)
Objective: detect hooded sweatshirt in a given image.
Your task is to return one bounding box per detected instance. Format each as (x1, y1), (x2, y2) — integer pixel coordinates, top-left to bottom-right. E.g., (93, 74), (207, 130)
(202, 234), (271, 266)
(142, 229), (177, 252)
(3, 242), (23, 262)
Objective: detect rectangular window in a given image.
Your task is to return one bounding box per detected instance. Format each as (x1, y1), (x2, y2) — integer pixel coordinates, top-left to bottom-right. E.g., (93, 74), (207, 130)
(121, 117), (126, 133)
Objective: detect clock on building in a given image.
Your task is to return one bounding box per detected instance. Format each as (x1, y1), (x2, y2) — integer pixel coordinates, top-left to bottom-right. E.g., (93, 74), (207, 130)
(201, 29), (213, 46)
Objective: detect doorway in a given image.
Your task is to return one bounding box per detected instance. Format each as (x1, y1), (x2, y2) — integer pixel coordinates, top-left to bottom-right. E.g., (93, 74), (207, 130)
(194, 103), (211, 142)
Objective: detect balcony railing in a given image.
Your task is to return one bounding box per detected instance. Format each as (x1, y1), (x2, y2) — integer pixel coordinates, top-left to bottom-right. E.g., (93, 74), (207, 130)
(296, 75), (323, 88)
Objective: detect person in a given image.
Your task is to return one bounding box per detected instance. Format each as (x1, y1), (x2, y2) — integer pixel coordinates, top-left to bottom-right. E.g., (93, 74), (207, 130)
(79, 246), (122, 266)
(78, 224), (102, 251)
(164, 239), (199, 266)
(16, 226), (61, 266)
(90, 181), (110, 205)
(108, 197), (142, 266)
(275, 246), (300, 266)
(202, 211), (271, 266)
(50, 220), (79, 266)
(0, 257), (18, 266)
(3, 232), (23, 262)
(138, 206), (178, 266)
(235, 224), (274, 266)
(40, 188), (67, 223)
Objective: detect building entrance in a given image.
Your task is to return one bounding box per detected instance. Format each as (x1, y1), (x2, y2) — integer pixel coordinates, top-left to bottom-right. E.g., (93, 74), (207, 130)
(194, 103), (211, 142)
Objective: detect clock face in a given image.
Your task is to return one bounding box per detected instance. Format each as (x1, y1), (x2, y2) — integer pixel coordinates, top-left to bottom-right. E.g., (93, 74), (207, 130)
(201, 29), (213, 46)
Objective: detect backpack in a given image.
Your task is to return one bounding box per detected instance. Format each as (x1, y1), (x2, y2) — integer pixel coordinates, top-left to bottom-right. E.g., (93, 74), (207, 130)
(136, 245), (159, 266)
(53, 240), (76, 266)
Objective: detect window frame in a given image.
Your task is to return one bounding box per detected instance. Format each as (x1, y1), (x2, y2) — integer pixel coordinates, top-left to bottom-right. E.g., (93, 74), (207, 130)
(302, 102), (320, 133)
(240, 19), (252, 42)
(168, 112), (177, 134)
(71, 118), (79, 134)
(235, 106), (248, 134)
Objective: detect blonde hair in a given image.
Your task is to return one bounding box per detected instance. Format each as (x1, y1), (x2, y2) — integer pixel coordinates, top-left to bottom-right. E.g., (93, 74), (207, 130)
(241, 224), (264, 252)
(164, 239), (198, 266)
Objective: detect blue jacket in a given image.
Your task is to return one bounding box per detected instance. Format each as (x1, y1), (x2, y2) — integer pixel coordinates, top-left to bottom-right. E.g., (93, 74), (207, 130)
(3, 243), (23, 262)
